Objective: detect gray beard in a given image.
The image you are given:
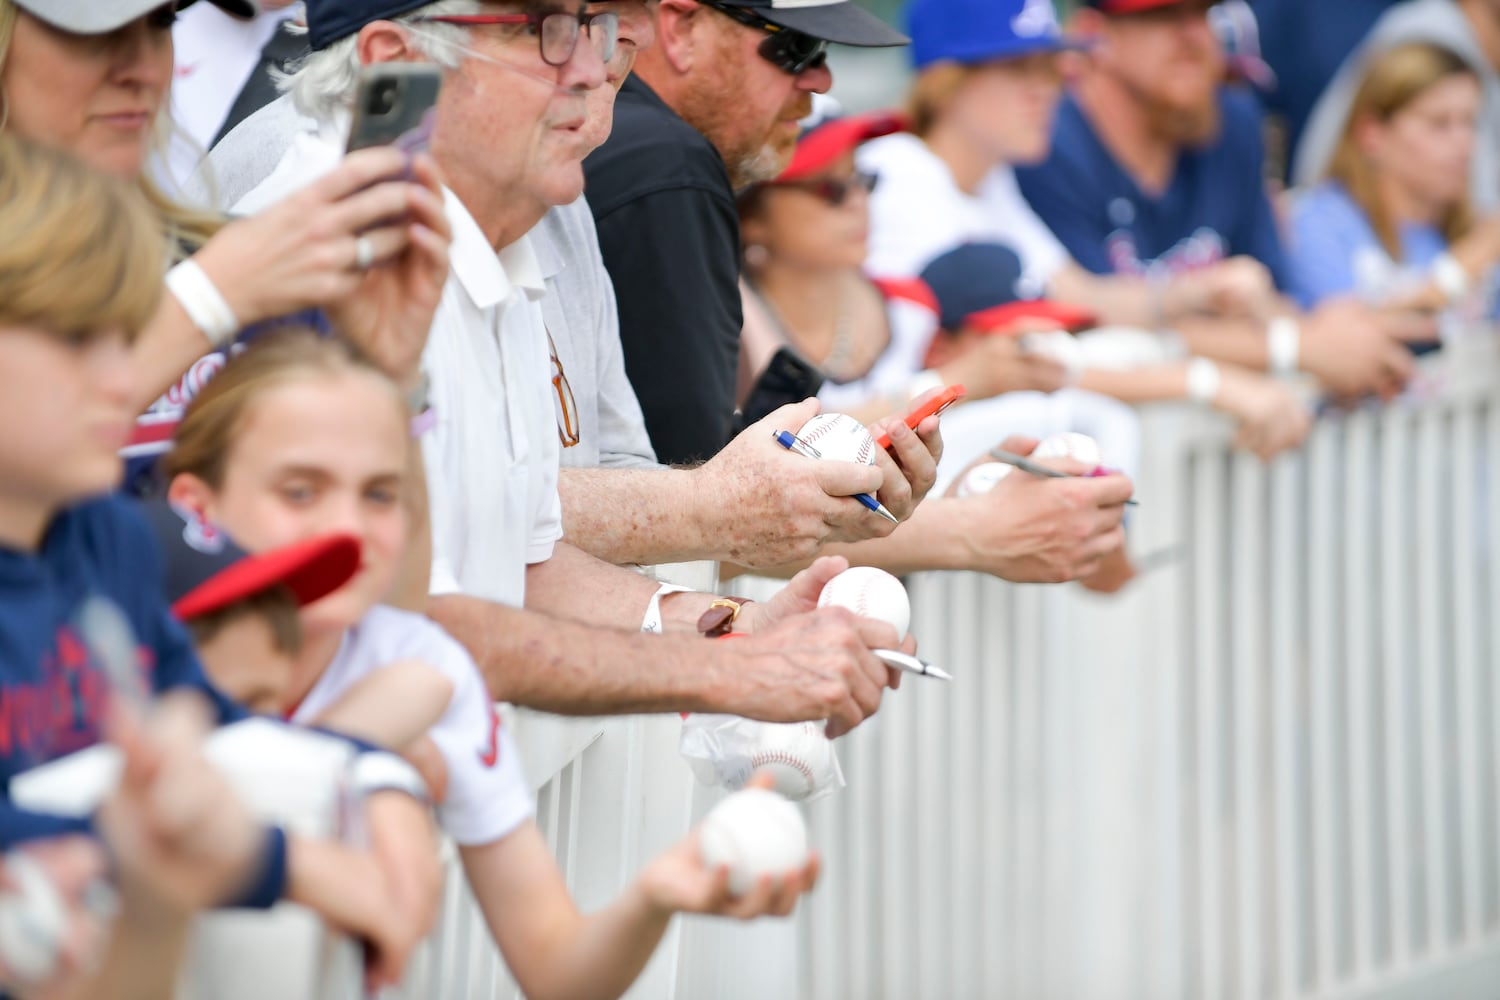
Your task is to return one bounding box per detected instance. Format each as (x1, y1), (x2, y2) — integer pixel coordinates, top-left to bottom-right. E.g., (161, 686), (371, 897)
(730, 144), (787, 191)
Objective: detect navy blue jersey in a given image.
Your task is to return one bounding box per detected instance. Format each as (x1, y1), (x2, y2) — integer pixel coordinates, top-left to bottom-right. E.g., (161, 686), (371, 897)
(0, 495), (247, 847)
(1016, 89), (1290, 290)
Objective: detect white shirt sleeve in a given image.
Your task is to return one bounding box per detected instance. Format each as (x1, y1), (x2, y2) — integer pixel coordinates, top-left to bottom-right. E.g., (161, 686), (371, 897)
(860, 135), (975, 279)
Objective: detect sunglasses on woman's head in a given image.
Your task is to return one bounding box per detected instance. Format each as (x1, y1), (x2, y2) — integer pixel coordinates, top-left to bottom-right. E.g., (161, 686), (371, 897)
(775, 170), (879, 206)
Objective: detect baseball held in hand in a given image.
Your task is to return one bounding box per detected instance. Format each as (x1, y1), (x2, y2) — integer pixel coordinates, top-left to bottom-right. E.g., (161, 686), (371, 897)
(818, 566), (911, 638)
(797, 412), (878, 466)
(958, 461), (1014, 497)
(698, 788), (810, 897)
(1032, 431), (1103, 468)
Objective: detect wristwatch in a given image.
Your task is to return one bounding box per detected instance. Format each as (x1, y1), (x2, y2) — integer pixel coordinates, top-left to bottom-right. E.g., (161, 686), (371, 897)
(697, 597), (752, 638)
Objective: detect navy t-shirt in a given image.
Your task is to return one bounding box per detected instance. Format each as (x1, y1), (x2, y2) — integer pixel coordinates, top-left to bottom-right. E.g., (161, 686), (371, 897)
(1016, 89), (1291, 290)
(0, 495), (245, 847)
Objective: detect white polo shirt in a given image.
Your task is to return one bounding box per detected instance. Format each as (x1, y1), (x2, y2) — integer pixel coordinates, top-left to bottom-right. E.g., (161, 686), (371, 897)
(232, 120), (564, 610)
(423, 196), (564, 606)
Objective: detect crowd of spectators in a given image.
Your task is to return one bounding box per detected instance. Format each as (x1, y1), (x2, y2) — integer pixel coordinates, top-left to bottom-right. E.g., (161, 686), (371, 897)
(0, 0), (1494, 994)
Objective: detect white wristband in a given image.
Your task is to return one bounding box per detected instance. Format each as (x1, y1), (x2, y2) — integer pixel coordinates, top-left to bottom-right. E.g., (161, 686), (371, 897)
(164, 259), (240, 348)
(1267, 316), (1300, 377)
(641, 583), (691, 634)
(1431, 251), (1469, 304)
(1185, 357), (1221, 404)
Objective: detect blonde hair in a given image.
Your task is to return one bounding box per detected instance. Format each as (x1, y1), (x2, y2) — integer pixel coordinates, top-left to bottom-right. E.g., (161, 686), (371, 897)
(1327, 42), (1477, 258)
(163, 331), (405, 489)
(905, 62), (977, 138)
(0, 0), (221, 256)
(0, 135), (164, 341)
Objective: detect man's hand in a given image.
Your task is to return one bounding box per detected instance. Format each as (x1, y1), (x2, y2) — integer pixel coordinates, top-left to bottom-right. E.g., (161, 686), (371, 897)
(693, 400), (893, 566)
(1165, 256), (1278, 322)
(712, 607), (907, 738)
(1298, 300), (1414, 402)
(865, 389), (944, 521)
(950, 436), (1131, 584)
(1214, 365), (1312, 460)
(0, 837), (112, 996)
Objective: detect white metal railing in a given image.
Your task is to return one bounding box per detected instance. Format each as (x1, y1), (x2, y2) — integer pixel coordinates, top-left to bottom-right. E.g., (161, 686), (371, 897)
(398, 338), (1500, 1000)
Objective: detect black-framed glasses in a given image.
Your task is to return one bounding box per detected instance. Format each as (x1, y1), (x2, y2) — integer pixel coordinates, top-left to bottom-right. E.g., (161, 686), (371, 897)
(699, 1), (828, 75)
(415, 10), (619, 67)
(775, 169), (878, 206)
(546, 330), (581, 448)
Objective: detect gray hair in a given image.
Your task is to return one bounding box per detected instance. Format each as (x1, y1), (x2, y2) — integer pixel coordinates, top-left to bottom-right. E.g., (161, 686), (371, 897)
(278, 0), (482, 122)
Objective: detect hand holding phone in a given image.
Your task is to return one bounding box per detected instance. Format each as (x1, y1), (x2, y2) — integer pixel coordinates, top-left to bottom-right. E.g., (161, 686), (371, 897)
(874, 384), (966, 450)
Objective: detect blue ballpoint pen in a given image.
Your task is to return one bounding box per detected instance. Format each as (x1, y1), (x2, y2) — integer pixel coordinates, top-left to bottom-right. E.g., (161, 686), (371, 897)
(772, 430), (900, 524)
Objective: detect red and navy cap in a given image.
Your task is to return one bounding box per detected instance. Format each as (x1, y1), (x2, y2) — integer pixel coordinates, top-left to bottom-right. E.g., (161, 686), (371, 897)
(776, 108), (907, 183)
(141, 500), (362, 622)
(921, 243), (1096, 334)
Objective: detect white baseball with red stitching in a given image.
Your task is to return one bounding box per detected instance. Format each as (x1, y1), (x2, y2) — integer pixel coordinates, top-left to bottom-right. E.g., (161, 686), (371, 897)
(797, 413), (878, 466)
(698, 788), (809, 897)
(817, 566), (911, 637)
(1032, 432), (1103, 468)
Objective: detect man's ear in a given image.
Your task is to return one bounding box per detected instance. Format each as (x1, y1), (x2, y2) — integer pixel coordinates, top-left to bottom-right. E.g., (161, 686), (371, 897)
(653, 0), (710, 75)
(357, 19), (423, 67)
(165, 473), (218, 527)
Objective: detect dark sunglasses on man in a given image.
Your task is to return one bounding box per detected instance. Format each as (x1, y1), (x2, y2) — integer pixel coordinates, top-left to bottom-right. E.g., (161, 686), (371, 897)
(699, 0), (830, 74)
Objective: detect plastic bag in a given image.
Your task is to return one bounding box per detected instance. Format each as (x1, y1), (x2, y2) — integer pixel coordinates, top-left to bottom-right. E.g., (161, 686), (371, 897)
(679, 714), (845, 802)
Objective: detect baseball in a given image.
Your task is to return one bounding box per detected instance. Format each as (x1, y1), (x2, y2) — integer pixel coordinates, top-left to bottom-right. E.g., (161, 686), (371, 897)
(797, 412), (878, 466)
(1032, 432), (1103, 468)
(0, 855), (67, 986)
(957, 461), (1014, 497)
(698, 787), (810, 897)
(818, 566), (911, 638)
(739, 721), (838, 801)
(1020, 330), (1085, 378)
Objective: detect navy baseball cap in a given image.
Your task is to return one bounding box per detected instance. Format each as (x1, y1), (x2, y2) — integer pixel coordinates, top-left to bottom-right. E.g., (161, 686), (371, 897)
(141, 500), (362, 622)
(905, 0), (1084, 70)
(921, 243), (1095, 334)
(303, 0), (428, 51)
(13, 0), (255, 33)
(717, 0), (908, 47)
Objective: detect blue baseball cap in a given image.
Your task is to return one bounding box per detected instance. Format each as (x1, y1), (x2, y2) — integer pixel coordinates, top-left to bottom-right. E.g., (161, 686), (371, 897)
(905, 0), (1084, 70)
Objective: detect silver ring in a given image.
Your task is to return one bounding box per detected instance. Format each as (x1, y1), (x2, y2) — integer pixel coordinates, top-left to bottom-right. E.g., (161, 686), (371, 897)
(354, 235), (375, 271)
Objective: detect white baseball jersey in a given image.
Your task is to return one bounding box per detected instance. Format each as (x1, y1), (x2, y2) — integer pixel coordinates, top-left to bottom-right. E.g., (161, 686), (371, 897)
(289, 606), (533, 847)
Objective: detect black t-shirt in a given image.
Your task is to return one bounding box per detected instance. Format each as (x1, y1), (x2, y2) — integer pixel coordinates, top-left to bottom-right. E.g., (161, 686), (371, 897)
(583, 76), (742, 466)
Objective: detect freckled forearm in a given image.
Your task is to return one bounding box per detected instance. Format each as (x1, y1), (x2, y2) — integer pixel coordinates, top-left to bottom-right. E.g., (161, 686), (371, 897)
(558, 467), (720, 565)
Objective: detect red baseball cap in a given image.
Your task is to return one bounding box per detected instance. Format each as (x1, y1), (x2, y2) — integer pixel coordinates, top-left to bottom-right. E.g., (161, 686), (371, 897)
(965, 300), (1098, 335)
(776, 110), (908, 183)
(142, 500), (363, 621)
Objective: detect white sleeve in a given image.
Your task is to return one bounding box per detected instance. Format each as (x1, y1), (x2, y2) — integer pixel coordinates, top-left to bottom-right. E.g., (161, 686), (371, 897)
(427, 638), (534, 846)
(860, 140), (970, 279)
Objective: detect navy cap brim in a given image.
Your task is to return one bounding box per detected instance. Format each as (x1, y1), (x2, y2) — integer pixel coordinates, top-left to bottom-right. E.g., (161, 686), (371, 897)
(755, 2), (909, 47)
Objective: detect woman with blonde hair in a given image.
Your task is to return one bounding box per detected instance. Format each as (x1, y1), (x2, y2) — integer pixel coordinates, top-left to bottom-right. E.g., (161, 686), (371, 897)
(0, 0), (449, 485)
(1289, 41), (1500, 323)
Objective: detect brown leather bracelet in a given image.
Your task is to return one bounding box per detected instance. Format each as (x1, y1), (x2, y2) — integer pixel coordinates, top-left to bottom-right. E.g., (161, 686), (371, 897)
(697, 597), (752, 638)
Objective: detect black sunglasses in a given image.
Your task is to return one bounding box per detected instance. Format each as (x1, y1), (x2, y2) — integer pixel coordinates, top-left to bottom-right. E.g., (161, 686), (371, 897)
(699, 1), (829, 75)
(775, 170), (879, 206)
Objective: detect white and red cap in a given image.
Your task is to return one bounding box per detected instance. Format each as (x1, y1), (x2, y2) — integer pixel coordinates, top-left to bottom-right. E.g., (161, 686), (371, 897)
(12, 0), (256, 34)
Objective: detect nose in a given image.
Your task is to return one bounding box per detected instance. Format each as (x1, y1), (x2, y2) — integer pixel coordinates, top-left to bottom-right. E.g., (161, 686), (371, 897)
(110, 18), (172, 92)
(561, 19), (609, 91)
(796, 59), (833, 95)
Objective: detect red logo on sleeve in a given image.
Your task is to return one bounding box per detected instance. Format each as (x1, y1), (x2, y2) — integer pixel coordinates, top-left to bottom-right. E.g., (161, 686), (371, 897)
(478, 702), (502, 768)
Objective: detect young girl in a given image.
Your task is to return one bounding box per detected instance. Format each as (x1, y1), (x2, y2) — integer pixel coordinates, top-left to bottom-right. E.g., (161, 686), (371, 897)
(162, 330), (820, 1000)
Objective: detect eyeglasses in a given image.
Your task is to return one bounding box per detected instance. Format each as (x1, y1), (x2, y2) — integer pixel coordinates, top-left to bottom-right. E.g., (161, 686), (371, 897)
(547, 330), (581, 448)
(415, 9), (619, 68)
(775, 170), (878, 206)
(699, 1), (829, 75)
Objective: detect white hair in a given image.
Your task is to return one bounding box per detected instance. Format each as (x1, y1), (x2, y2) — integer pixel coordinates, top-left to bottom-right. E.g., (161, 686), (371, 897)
(278, 0), (482, 122)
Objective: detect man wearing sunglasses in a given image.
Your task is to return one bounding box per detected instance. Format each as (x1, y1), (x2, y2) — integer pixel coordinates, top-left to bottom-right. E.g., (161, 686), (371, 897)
(584, 0), (918, 470)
